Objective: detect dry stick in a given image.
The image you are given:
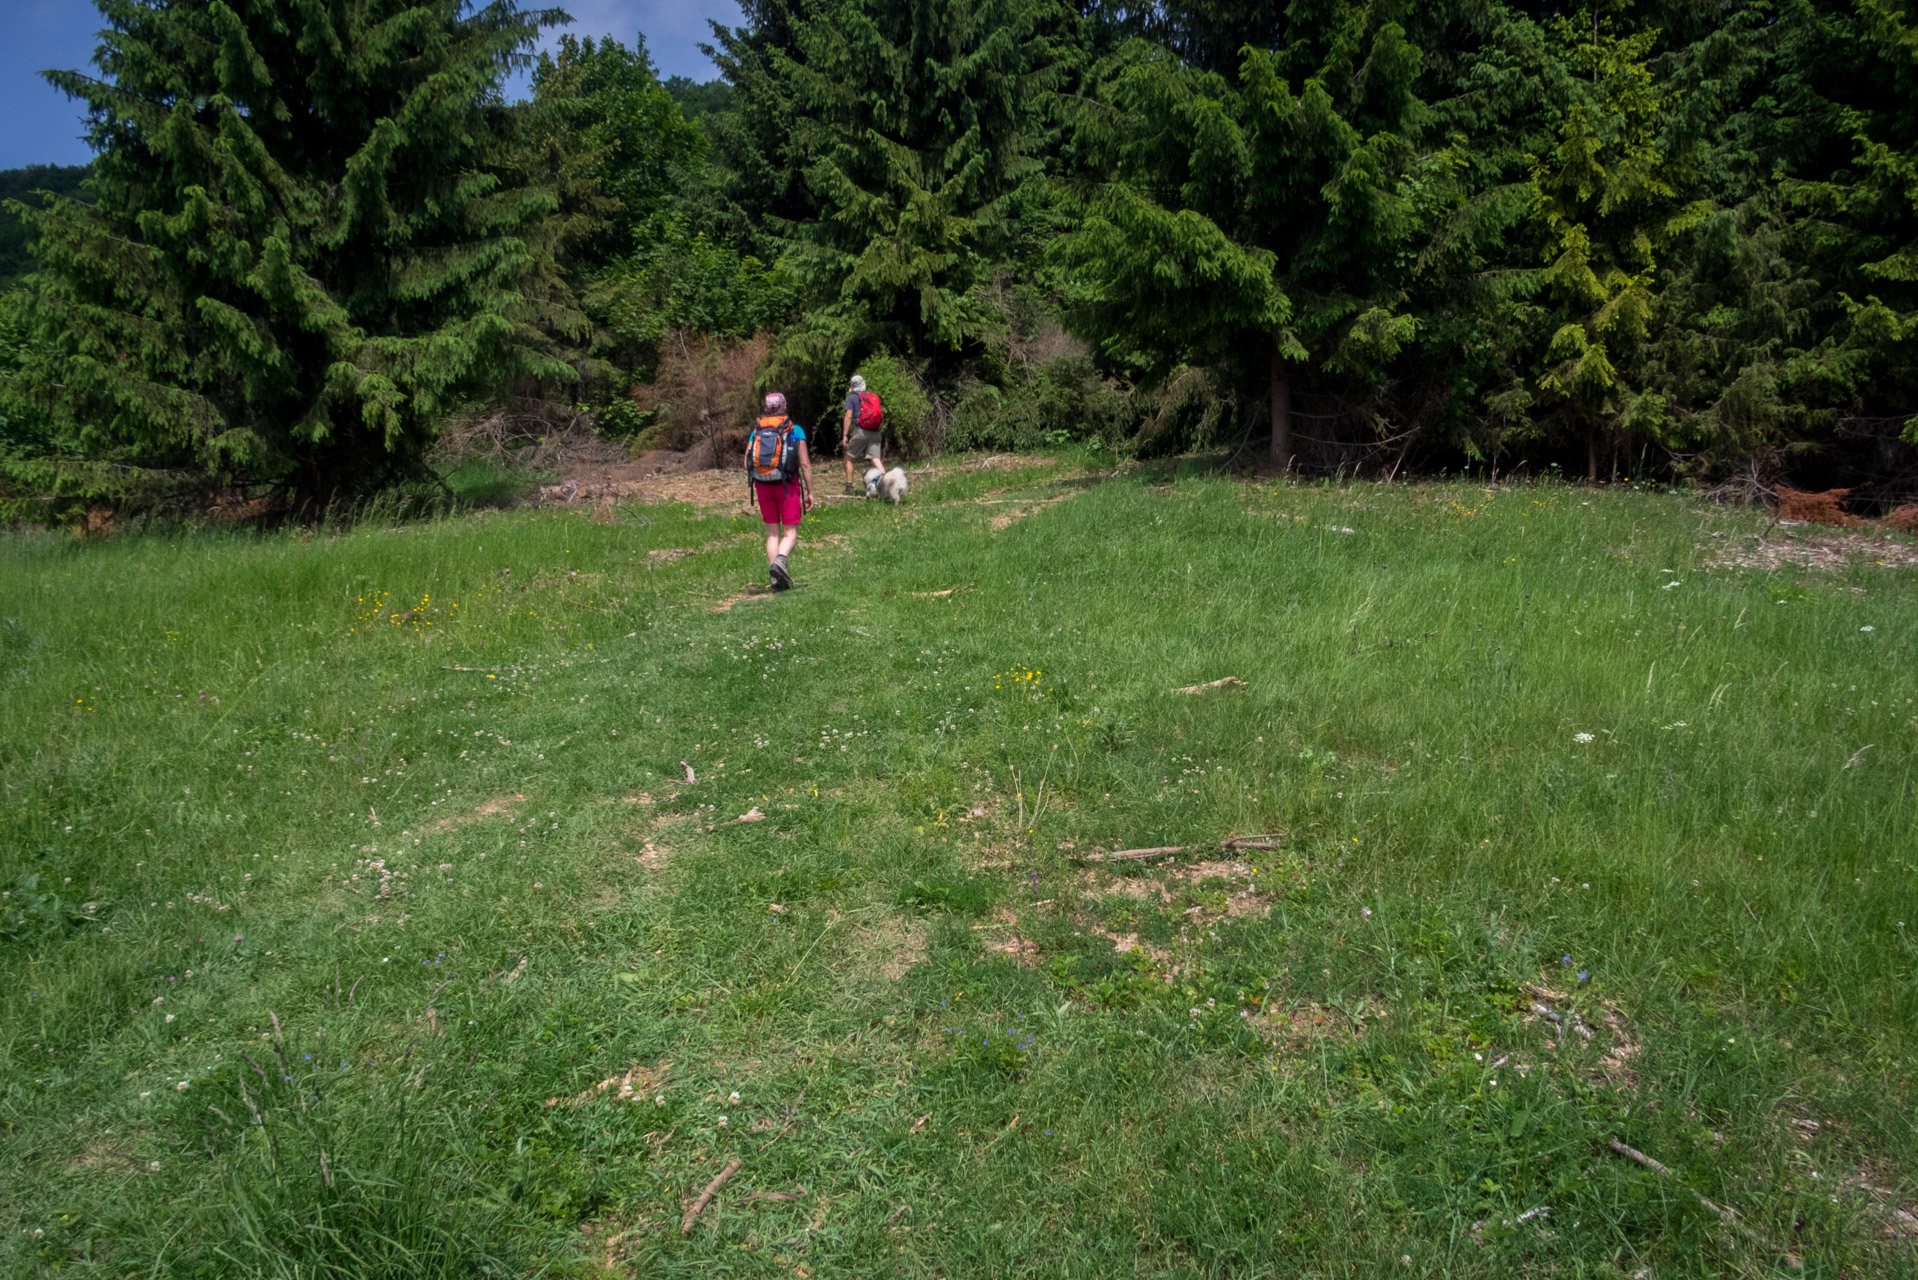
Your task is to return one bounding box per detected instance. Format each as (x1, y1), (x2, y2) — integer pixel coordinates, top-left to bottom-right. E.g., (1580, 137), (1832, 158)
(1079, 832), (1288, 865)
(756, 1090), (807, 1153)
(1173, 676), (1248, 694)
(1607, 1138), (1803, 1271)
(1079, 845), (1192, 865)
(680, 1158), (743, 1235)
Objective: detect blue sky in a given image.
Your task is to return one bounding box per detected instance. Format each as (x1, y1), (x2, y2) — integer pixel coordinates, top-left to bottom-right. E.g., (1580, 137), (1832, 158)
(0, 0), (743, 170)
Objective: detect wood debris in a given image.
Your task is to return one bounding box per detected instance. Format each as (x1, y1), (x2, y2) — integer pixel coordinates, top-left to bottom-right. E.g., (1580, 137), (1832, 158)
(681, 1158), (742, 1234)
(1173, 676), (1247, 694)
(1607, 1138), (1802, 1270)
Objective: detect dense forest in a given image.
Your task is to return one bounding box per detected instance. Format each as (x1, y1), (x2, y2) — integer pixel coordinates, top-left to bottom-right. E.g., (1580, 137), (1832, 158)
(1, 0), (1915, 519)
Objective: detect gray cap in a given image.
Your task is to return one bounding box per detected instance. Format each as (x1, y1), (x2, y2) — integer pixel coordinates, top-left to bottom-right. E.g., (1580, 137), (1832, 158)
(849, 374), (867, 393)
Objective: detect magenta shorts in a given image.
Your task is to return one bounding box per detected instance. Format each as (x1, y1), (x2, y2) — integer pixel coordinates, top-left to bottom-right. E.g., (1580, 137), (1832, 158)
(755, 481), (803, 526)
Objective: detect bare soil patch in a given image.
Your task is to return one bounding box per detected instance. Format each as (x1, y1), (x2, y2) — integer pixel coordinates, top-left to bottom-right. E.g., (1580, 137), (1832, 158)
(988, 492), (1081, 532)
(1701, 527), (1918, 571)
(842, 916), (929, 982)
(431, 792), (523, 832)
(533, 438), (750, 510)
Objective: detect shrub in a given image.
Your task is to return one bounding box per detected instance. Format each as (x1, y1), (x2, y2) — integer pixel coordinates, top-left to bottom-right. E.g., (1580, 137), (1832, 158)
(629, 330), (770, 451)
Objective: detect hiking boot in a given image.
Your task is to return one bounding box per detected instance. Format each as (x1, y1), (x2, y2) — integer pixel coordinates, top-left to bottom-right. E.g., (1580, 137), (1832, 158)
(769, 560), (793, 591)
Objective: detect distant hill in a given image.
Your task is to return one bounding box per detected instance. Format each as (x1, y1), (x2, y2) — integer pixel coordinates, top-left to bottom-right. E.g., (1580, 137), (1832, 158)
(0, 164), (91, 289)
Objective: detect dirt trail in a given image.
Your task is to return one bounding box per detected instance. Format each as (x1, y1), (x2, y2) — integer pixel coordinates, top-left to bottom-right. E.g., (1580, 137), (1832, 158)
(532, 441), (1066, 511)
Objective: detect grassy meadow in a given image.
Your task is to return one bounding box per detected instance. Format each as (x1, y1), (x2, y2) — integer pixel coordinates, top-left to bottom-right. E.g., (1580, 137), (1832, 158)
(1, 455), (1915, 1277)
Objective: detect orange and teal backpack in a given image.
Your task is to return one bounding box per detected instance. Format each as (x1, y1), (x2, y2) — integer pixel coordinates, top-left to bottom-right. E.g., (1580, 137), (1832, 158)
(746, 415), (800, 484)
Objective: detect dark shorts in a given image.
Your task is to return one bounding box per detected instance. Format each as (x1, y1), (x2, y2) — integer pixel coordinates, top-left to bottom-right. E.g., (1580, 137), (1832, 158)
(755, 481), (803, 526)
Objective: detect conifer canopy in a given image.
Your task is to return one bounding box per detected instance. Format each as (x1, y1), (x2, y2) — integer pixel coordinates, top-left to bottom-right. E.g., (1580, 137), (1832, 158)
(12, 0), (571, 503)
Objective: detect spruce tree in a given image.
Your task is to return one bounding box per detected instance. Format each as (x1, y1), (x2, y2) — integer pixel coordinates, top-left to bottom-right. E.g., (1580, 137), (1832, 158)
(775, 0), (1070, 356)
(1526, 18), (1708, 479)
(6, 0), (569, 505)
(1052, 8), (1444, 467)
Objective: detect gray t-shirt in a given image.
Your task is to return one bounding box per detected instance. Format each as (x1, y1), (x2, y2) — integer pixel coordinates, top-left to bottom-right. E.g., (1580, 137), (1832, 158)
(843, 392), (864, 431)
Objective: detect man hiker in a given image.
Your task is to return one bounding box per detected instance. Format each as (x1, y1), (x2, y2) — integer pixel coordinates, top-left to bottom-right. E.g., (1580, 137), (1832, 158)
(744, 392), (813, 591)
(841, 373), (884, 493)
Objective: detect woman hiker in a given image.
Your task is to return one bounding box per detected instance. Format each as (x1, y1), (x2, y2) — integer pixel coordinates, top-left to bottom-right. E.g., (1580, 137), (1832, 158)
(743, 392), (814, 591)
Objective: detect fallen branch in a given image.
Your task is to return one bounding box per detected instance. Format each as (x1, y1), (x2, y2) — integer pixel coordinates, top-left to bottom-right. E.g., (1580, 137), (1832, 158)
(1076, 832), (1288, 864)
(741, 1187), (807, 1204)
(681, 760), (696, 784)
(910, 585), (970, 597)
(1077, 845), (1193, 865)
(1173, 676), (1247, 694)
(1607, 1138), (1802, 1270)
(680, 1158), (743, 1235)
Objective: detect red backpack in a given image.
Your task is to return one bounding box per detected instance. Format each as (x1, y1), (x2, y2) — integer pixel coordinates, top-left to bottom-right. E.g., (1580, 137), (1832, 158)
(856, 391), (884, 430)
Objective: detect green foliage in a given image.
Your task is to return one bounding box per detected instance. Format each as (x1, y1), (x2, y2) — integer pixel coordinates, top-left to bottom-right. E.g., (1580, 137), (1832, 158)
(0, 165), (90, 290)
(1049, 7), (1486, 457)
(664, 75), (736, 124)
(776, 0), (1070, 354)
(1525, 21), (1708, 471)
(3, 0), (572, 506)
(590, 215), (794, 355)
(7, 0), (1918, 498)
(530, 34), (704, 255)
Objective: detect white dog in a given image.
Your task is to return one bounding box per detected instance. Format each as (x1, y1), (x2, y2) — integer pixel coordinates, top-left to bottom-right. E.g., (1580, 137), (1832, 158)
(864, 464), (909, 504)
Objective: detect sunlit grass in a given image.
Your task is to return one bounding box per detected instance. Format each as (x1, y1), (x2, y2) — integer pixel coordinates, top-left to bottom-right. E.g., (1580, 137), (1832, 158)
(1, 455), (1913, 1276)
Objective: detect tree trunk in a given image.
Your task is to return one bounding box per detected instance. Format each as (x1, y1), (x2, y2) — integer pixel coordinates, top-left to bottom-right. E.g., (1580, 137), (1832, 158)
(1586, 429), (1599, 481)
(1270, 345), (1293, 471)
